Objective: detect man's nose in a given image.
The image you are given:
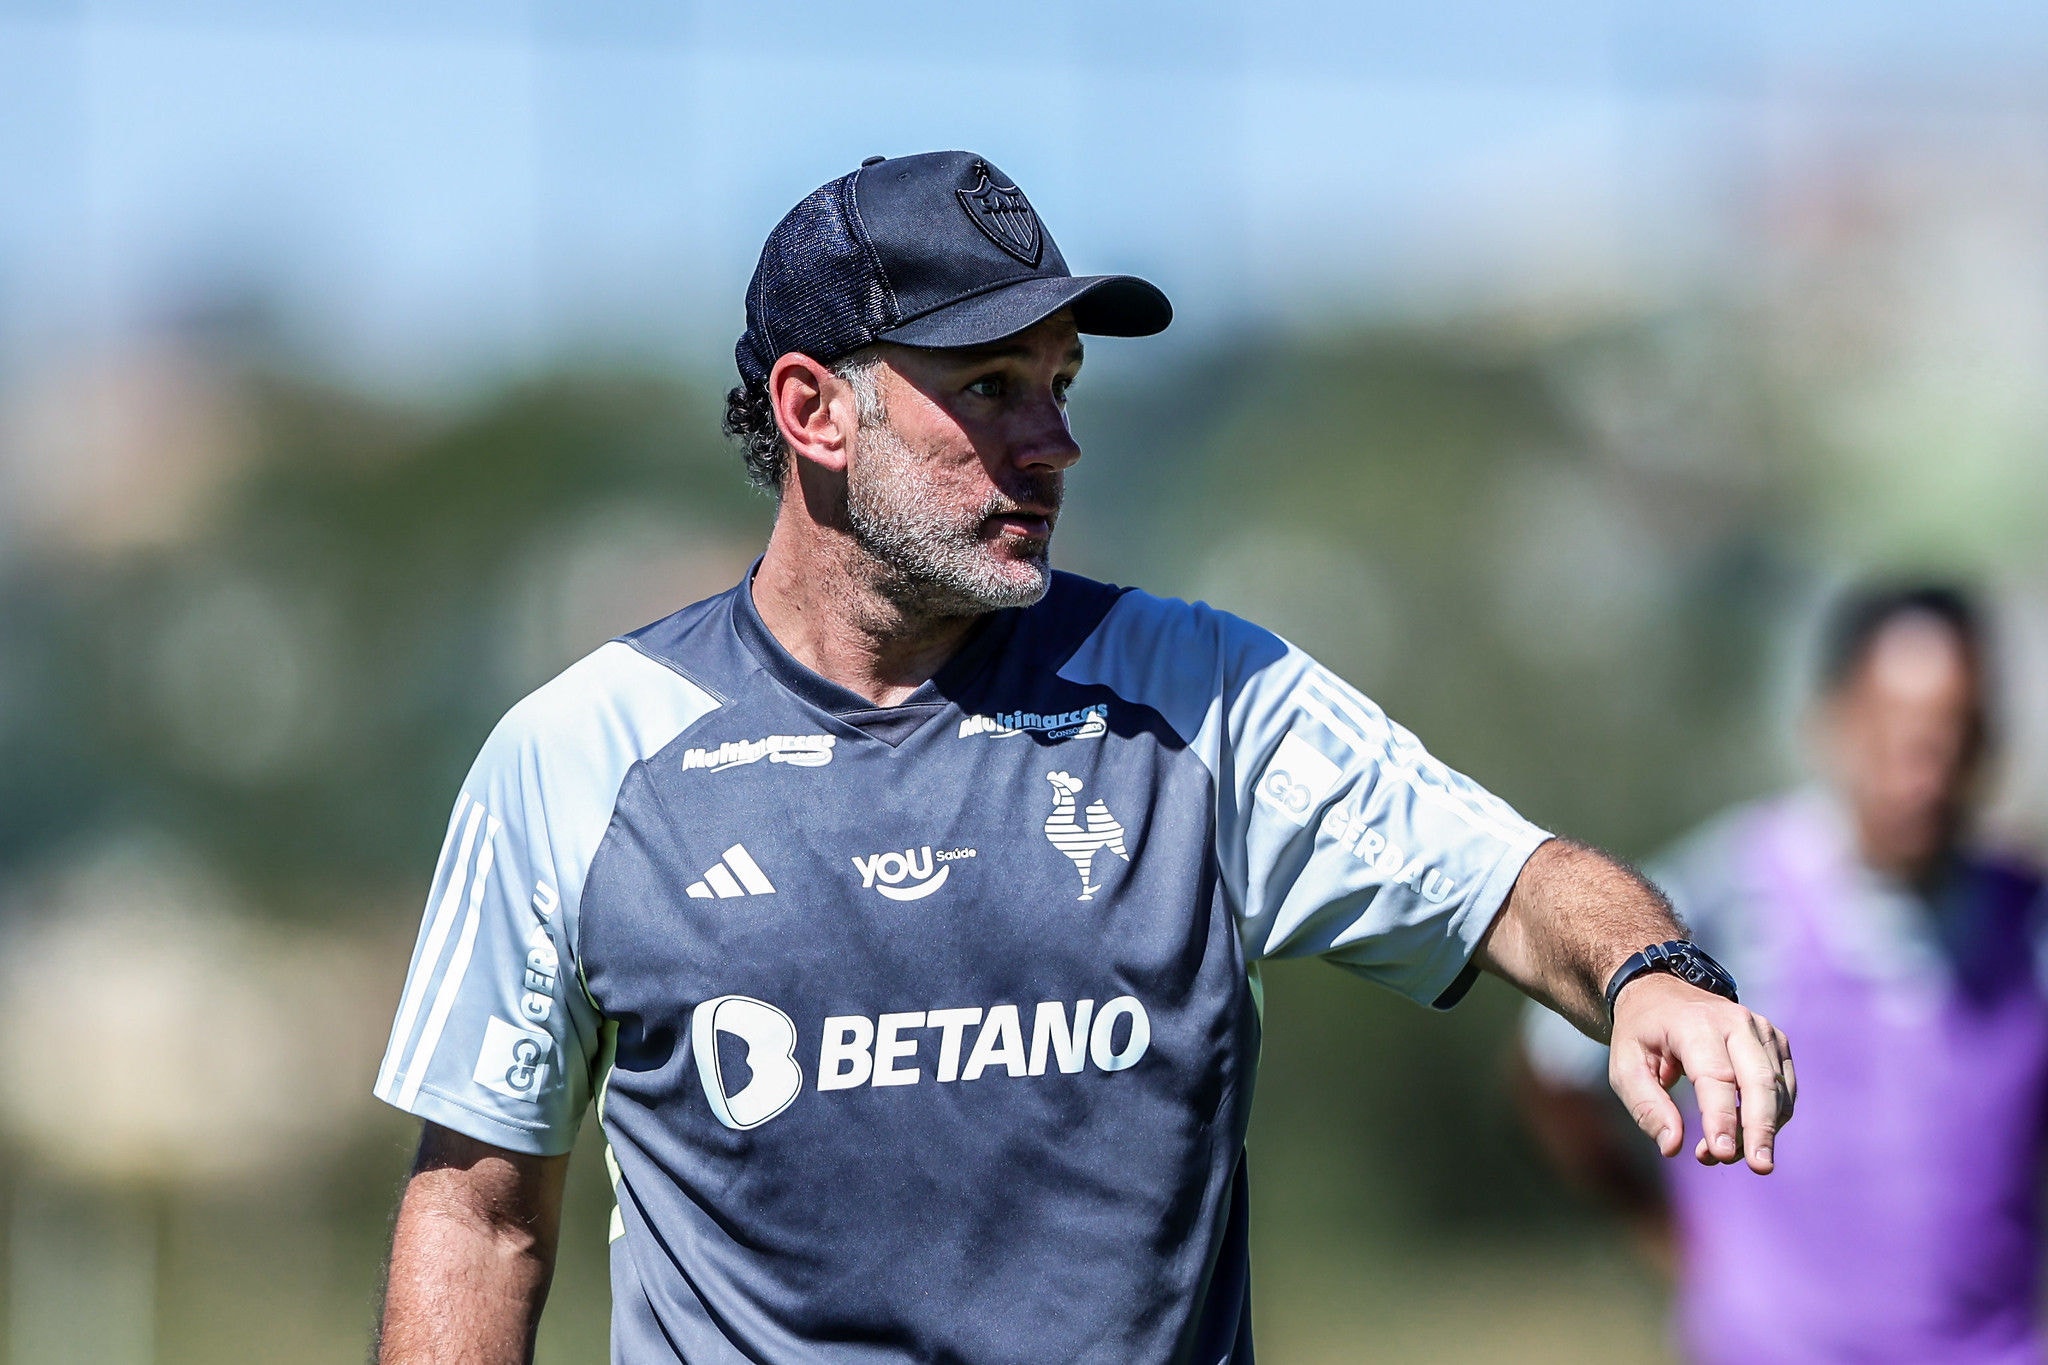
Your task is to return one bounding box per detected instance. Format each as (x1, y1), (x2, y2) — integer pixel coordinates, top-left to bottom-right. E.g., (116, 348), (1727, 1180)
(1013, 394), (1082, 472)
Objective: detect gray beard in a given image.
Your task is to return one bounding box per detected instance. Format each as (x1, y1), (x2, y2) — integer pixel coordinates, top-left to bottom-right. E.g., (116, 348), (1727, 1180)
(843, 425), (1056, 618)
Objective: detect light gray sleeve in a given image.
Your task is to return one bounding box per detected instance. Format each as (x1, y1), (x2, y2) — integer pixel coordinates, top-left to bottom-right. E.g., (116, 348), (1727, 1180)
(1064, 590), (1550, 1008)
(373, 642), (718, 1155)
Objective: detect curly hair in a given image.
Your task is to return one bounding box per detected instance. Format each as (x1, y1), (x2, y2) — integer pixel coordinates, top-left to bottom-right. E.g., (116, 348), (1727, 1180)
(723, 350), (885, 494)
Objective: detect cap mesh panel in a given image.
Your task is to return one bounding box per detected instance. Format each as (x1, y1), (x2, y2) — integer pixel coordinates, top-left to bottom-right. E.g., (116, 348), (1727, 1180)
(736, 176), (890, 386)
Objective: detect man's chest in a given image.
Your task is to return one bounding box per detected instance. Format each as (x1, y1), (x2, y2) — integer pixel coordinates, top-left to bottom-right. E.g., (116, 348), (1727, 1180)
(575, 682), (1254, 1143)
(579, 682), (1225, 1021)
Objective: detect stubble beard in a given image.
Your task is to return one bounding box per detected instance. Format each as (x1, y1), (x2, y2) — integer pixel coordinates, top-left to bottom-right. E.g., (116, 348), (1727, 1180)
(843, 423), (1059, 619)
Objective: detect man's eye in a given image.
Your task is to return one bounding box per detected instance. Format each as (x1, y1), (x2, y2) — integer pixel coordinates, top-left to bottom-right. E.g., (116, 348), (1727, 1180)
(1054, 376), (1075, 404)
(967, 376), (1005, 399)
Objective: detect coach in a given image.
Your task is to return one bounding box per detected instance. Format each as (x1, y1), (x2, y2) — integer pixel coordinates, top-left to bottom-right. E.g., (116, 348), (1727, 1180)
(371, 151), (1794, 1363)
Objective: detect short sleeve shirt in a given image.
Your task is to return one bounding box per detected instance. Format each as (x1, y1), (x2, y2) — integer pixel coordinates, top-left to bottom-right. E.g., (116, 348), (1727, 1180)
(376, 569), (1549, 1364)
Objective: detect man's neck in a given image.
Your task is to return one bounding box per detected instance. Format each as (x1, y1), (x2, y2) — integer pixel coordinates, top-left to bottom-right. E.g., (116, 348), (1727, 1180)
(751, 520), (985, 708)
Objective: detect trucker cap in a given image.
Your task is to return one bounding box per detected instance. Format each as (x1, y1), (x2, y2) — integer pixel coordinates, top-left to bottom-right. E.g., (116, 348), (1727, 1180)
(736, 151), (1172, 389)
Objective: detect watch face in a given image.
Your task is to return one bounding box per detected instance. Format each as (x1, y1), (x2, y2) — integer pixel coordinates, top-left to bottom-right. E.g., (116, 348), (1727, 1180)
(1672, 945), (1736, 998)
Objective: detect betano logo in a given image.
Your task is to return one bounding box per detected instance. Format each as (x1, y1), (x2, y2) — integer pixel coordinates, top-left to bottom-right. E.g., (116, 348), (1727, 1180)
(691, 995), (803, 1130)
(680, 734), (836, 773)
(957, 704), (1108, 741)
(851, 846), (976, 901)
(691, 993), (1152, 1130)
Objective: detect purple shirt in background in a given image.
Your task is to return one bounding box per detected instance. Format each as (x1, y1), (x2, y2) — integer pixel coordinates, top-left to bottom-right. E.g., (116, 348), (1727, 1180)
(1524, 792), (2048, 1364)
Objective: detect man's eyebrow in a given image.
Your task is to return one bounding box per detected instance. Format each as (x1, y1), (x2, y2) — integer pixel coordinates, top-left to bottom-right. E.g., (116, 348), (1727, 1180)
(959, 343), (1032, 361)
(947, 339), (1087, 366)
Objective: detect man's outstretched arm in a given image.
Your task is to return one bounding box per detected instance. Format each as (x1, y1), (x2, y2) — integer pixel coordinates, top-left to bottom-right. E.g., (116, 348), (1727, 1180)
(1476, 839), (1797, 1174)
(377, 1122), (570, 1365)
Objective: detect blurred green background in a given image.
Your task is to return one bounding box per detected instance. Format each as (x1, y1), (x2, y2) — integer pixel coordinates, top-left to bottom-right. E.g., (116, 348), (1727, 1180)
(6, 4), (2048, 1362)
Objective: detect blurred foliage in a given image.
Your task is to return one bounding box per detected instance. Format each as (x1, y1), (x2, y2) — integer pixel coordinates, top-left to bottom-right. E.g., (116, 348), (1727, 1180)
(0, 315), (1918, 1361)
(1100, 323), (1808, 853)
(0, 371), (766, 896)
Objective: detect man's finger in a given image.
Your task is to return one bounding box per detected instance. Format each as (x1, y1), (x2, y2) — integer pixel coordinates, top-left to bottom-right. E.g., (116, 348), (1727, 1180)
(1774, 1026), (1797, 1121)
(1689, 1071), (1743, 1165)
(1728, 1022), (1784, 1173)
(1610, 1044), (1684, 1158)
(1750, 1011), (1797, 1126)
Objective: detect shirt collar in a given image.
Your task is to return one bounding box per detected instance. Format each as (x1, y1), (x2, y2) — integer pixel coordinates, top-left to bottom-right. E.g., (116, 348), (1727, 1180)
(729, 557), (1020, 719)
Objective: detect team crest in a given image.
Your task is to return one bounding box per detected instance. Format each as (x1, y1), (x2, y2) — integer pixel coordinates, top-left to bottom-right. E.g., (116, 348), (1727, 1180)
(958, 164), (1044, 267)
(1043, 771), (1128, 901)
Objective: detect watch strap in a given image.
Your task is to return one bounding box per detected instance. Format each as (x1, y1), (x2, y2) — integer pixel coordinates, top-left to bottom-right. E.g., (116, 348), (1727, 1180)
(1603, 939), (1739, 1018)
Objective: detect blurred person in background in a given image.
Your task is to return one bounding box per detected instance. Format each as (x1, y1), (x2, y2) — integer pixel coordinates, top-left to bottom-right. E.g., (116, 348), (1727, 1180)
(371, 150), (1793, 1364)
(1520, 580), (2046, 1365)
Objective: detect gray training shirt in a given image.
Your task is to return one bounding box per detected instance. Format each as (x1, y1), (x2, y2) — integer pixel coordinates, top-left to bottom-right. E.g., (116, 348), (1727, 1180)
(375, 567), (1549, 1363)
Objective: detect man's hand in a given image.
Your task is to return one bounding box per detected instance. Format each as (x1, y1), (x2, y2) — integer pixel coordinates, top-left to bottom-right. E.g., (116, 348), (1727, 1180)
(1608, 972), (1796, 1174)
(1477, 839), (1797, 1175)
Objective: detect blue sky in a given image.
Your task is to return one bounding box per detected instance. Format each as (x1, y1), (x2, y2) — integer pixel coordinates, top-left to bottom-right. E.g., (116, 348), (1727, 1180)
(3, 1), (2046, 387)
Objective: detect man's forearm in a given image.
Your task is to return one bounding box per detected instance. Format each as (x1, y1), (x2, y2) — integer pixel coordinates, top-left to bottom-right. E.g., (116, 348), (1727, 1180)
(1478, 838), (1686, 1038)
(377, 1126), (567, 1365)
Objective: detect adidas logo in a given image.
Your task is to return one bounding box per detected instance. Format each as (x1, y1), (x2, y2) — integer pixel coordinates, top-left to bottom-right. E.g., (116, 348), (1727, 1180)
(685, 844), (776, 900)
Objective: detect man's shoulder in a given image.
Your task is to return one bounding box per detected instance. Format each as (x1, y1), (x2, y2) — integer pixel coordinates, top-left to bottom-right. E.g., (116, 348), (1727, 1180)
(1051, 574), (1287, 677)
(1047, 576), (1295, 741)
(478, 633), (724, 786)
(614, 580), (746, 687)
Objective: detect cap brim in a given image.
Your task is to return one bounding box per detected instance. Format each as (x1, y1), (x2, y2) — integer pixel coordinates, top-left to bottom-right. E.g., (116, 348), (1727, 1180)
(876, 274), (1171, 350)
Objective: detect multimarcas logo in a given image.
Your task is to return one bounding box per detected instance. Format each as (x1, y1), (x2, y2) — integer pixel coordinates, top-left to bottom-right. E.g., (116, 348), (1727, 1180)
(850, 845), (976, 901)
(680, 734), (836, 773)
(956, 704), (1107, 741)
(691, 993), (1153, 1131)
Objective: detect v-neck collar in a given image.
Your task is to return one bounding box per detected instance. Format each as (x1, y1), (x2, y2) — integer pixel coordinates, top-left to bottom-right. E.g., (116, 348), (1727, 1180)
(731, 560), (1020, 744)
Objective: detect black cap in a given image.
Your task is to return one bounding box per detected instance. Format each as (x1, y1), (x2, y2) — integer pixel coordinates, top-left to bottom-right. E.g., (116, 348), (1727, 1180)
(736, 151), (1172, 388)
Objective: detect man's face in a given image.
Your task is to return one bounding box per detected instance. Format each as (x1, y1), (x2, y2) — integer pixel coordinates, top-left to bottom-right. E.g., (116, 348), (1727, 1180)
(1823, 615), (1987, 879)
(841, 312), (1084, 616)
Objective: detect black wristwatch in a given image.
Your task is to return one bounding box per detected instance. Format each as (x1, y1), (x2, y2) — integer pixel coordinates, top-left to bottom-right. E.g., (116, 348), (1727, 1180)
(1604, 940), (1739, 1019)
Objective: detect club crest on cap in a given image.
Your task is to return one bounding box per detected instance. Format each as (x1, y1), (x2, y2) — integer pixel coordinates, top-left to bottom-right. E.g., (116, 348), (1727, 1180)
(957, 163), (1044, 267)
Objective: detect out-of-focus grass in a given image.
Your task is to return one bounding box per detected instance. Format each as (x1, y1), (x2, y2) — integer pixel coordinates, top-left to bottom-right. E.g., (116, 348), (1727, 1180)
(1252, 1240), (1670, 1364)
(66, 1133), (1665, 1365)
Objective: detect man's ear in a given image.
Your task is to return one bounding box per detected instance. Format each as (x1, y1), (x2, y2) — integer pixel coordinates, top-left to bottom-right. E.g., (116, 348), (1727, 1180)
(770, 353), (859, 475)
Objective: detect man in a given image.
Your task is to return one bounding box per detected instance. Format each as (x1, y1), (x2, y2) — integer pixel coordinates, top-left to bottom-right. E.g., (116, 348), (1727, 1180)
(1521, 583), (2044, 1364)
(373, 150), (1793, 1363)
